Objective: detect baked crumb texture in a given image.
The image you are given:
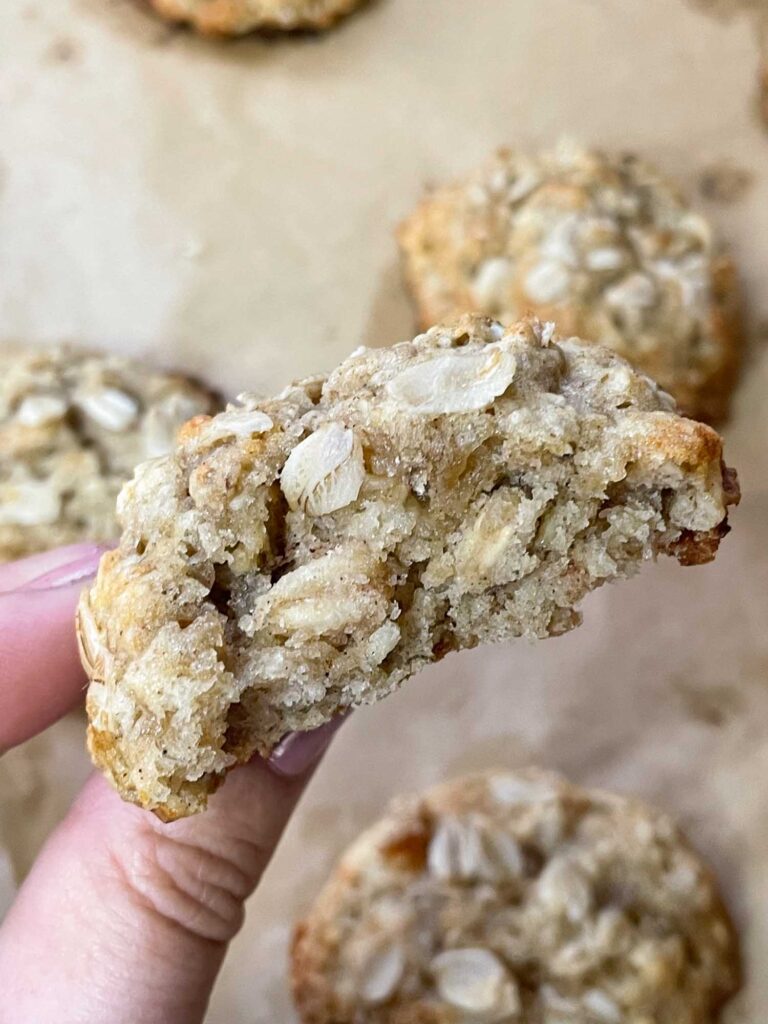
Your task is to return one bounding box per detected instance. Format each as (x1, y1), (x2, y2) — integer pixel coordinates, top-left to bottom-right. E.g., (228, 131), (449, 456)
(148, 0), (367, 34)
(0, 343), (219, 562)
(80, 317), (738, 819)
(398, 142), (743, 424)
(292, 769), (741, 1024)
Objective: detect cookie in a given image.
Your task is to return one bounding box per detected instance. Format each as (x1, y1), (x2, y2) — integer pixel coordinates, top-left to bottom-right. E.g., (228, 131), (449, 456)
(292, 769), (741, 1024)
(398, 142), (743, 424)
(148, 0), (367, 34)
(0, 343), (220, 562)
(78, 316), (738, 819)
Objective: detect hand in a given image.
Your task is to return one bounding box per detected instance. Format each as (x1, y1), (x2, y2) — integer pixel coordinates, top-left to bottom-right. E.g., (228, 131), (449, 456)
(0, 545), (343, 1024)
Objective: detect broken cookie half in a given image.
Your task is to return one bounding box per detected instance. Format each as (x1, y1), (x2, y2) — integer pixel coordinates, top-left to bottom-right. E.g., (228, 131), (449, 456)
(79, 316), (739, 819)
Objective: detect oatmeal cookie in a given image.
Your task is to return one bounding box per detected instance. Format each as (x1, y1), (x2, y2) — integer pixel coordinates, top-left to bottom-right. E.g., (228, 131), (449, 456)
(0, 343), (219, 561)
(147, 0), (367, 34)
(79, 316), (738, 819)
(292, 769), (741, 1024)
(398, 142), (743, 423)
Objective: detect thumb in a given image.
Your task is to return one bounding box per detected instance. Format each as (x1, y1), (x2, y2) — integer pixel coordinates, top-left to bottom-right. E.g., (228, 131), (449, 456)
(0, 721), (343, 1024)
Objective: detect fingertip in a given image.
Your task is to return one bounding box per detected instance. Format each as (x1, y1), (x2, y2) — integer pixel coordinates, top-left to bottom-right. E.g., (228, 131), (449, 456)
(13, 545), (109, 593)
(267, 714), (349, 779)
(0, 543), (109, 594)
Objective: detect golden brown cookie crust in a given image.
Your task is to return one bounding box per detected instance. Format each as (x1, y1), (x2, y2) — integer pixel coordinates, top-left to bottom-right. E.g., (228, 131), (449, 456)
(398, 142), (744, 424)
(0, 343), (219, 562)
(148, 0), (367, 35)
(292, 769), (741, 1024)
(79, 316), (737, 819)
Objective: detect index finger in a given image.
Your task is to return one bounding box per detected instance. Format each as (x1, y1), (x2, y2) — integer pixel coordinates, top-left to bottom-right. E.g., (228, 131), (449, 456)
(0, 545), (105, 752)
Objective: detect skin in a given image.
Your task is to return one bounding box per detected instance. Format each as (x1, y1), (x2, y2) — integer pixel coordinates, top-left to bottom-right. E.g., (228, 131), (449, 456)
(0, 545), (342, 1024)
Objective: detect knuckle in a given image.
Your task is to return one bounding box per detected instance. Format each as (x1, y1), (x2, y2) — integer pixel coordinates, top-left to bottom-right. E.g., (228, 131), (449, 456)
(111, 827), (259, 945)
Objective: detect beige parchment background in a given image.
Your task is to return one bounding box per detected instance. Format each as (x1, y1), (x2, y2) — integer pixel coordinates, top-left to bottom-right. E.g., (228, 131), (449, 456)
(1, 0), (768, 1020)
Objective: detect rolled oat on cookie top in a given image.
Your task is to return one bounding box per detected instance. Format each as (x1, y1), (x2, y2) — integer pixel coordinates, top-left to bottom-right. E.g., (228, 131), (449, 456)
(79, 316), (738, 819)
(398, 141), (743, 424)
(292, 768), (740, 1024)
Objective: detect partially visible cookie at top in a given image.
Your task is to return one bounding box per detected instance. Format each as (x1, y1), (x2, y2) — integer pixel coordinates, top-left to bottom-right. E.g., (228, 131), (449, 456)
(0, 344), (220, 562)
(398, 142), (743, 424)
(147, 0), (367, 34)
(79, 315), (738, 820)
(292, 768), (741, 1024)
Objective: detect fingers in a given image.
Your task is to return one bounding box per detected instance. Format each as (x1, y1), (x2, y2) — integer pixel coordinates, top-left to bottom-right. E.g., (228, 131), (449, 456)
(0, 545), (106, 752)
(0, 542), (344, 1022)
(0, 723), (345, 1024)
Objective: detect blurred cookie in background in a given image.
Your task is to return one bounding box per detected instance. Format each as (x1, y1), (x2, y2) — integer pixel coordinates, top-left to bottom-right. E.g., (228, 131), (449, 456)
(398, 142), (743, 424)
(292, 768), (740, 1024)
(0, 343), (220, 562)
(147, 0), (369, 35)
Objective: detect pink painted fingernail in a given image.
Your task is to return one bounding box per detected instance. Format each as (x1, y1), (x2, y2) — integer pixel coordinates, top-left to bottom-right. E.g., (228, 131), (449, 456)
(17, 546), (108, 592)
(268, 716), (347, 778)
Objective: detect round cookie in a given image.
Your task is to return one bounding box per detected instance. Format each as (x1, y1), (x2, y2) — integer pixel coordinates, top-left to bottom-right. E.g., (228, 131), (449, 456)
(148, 0), (367, 35)
(292, 769), (740, 1024)
(0, 343), (220, 562)
(398, 142), (743, 424)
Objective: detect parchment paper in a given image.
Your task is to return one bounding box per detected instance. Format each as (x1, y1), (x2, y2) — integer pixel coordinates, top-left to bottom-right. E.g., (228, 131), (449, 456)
(1, 1), (767, 1020)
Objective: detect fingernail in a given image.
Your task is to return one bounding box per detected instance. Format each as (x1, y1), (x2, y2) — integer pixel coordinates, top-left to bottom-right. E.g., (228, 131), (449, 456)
(17, 546), (107, 592)
(268, 716), (347, 778)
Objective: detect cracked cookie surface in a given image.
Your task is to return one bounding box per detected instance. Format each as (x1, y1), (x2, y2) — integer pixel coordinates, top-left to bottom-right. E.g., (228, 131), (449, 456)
(0, 344), (219, 562)
(148, 0), (367, 34)
(398, 142), (743, 424)
(79, 316), (738, 819)
(292, 769), (740, 1024)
